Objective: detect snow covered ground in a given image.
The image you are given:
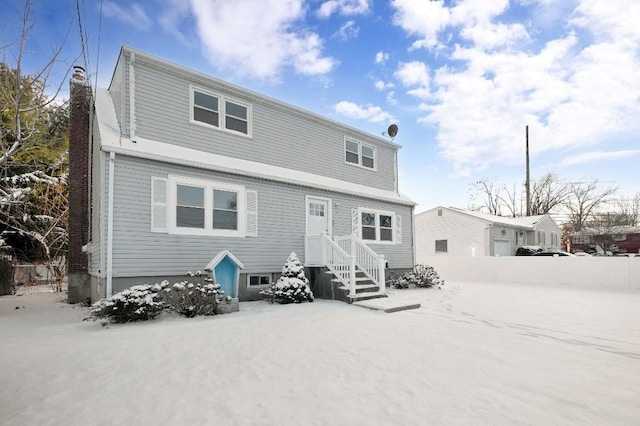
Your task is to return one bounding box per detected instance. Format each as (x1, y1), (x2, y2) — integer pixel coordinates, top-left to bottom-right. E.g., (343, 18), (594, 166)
(1, 281), (639, 425)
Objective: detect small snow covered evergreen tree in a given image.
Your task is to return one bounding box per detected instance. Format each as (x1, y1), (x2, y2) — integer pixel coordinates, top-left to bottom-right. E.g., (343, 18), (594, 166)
(272, 252), (314, 304)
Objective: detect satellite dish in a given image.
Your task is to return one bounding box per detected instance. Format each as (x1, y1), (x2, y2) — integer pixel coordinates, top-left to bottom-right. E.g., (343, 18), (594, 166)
(387, 124), (398, 138)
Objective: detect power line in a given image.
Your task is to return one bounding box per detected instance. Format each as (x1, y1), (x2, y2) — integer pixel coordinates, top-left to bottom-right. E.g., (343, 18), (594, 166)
(75, 0), (89, 73)
(93, 0), (103, 97)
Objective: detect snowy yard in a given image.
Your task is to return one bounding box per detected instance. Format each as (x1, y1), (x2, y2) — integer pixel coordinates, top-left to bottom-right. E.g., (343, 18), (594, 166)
(1, 281), (639, 425)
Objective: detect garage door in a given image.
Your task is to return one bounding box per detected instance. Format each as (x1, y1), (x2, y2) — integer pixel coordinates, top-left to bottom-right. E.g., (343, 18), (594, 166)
(494, 240), (510, 256)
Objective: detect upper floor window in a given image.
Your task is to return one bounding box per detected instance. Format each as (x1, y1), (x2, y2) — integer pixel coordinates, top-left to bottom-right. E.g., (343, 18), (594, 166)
(345, 138), (376, 170)
(193, 91), (219, 127)
(190, 86), (251, 137)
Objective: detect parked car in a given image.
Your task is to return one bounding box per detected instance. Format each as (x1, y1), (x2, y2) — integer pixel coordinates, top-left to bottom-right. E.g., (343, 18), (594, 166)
(516, 246), (543, 256)
(533, 251), (576, 257)
(573, 251), (591, 256)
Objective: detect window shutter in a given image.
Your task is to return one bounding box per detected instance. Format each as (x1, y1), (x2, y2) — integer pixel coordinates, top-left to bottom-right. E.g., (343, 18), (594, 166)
(395, 214), (402, 244)
(351, 208), (361, 237)
(246, 190), (258, 237)
(151, 177), (167, 232)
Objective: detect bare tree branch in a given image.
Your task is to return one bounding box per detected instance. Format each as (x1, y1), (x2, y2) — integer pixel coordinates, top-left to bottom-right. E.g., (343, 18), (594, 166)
(565, 180), (618, 232)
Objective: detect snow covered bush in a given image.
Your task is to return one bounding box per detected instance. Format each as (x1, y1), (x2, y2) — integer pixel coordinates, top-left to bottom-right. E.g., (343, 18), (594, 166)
(162, 271), (223, 317)
(266, 252), (314, 304)
(86, 284), (166, 323)
(386, 265), (445, 289)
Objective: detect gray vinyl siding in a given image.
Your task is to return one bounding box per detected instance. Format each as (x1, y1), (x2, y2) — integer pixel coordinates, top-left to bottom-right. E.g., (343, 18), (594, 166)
(106, 154), (413, 278)
(126, 53), (397, 191)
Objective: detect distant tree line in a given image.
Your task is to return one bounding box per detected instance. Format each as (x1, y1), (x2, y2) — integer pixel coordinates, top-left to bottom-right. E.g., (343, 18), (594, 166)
(468, 173), (639, 248)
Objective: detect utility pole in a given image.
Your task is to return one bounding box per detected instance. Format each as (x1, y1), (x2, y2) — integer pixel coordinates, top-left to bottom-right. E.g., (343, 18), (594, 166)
(525, 125), (531, 216)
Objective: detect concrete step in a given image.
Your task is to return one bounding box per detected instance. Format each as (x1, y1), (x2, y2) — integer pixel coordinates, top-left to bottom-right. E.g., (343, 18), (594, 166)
(331, 276), (371, 283)
(348, 293), (388, 303)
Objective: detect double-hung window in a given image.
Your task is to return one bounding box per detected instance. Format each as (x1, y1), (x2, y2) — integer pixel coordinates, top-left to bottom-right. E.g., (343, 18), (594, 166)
(176, 185), (205, 228)
(345, 138), (376, 169)
(572, 235), (590, 244)
(358, 208), (397, 243)
(193, 91), (219, 127)
(191, 86), (251, 136)
(167, 177), (246, 237)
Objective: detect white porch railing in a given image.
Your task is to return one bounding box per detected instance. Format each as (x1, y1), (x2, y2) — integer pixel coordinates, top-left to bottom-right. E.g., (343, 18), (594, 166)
(305, 232), (386, 296)
(334, 234), (386, 291)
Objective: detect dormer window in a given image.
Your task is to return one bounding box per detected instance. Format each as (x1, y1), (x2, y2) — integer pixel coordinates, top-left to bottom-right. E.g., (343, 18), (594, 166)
(190, 86), (251, 137)
(345, 138), (376, 170)
(193, 91), (219, 127)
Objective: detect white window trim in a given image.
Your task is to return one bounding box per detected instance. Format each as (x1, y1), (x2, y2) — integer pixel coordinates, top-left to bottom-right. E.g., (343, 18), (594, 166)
(344, 138), (377, 171)
(247, 274), (272, 288)
(167, 175), (247, 237)
(189, 85), (253, 138)
(358, 207), (397, 245)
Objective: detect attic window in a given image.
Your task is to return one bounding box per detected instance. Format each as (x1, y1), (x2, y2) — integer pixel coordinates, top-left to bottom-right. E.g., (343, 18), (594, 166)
(345, 138), (376, 170)
(191, 86), (251, 137)
(437, 209), (443, 216)
(193, 91), (219, 127)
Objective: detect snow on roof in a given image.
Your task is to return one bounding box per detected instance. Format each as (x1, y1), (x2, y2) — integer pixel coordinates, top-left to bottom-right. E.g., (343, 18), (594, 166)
(447, 207), (538, 229)
(509, 215), (548, 226)
(94, 90), (415, 206)
(574, 225), (640, 235)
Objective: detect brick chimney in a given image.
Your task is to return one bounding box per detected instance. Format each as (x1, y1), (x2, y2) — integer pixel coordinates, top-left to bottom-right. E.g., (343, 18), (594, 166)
(67, 66), (91, 304)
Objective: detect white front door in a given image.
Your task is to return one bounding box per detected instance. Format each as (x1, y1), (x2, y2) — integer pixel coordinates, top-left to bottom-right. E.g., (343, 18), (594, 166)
(306, 197), (331, 236)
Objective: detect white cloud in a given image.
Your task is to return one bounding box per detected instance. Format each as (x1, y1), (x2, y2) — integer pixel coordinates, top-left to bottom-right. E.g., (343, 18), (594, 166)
(374, 80), (394, 91)
(394, 61), (430, 100)
(386, 91), (397, 106)
(334, 21), (359, 40)
(102, 2), (152, 30)
(158, 0), (197, 46)
(391, 0), (640, 176)
(334, 101), (395, 123)
(375, 51), (389, 64)
(189, 0), (335, 80)
(317, 0), (371, 18)
(391, 0), (451, 49)
(560, 150), (640, 167)
(395, 61), (430, 87)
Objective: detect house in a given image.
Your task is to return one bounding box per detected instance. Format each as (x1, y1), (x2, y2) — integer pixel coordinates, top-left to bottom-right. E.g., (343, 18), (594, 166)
(415, 206), (560, 258)
(67, 47), (415, 304)
(569, 226), (640, 255)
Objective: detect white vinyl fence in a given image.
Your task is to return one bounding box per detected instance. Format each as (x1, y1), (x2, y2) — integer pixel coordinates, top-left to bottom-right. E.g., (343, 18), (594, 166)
(419, 255), (640, 289)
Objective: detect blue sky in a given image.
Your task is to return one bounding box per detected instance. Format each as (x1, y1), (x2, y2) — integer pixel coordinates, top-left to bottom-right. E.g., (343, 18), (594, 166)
(2, 0), (639, 213)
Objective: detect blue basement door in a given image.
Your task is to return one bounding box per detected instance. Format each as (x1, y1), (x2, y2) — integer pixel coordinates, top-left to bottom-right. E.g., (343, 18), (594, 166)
(215, 256), (238, 298)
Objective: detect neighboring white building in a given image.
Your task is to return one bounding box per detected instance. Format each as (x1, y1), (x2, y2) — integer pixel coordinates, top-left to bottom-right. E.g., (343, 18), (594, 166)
(416, 207), (560, 258)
